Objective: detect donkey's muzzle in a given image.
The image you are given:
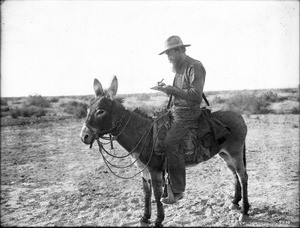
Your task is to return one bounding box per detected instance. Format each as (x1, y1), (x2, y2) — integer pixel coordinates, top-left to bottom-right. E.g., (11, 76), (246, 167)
(80, 125), (94, 145)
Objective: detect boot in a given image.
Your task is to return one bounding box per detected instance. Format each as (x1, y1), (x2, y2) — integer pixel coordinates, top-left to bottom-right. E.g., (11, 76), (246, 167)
(161, 178), (184, 204)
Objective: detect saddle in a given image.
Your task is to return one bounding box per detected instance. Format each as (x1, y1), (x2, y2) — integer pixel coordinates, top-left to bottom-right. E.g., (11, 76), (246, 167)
(153, 107), (230, 164)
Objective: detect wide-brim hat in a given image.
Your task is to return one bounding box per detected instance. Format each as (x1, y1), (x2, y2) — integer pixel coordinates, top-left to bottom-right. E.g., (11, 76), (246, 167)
(159, 35), (191, 55)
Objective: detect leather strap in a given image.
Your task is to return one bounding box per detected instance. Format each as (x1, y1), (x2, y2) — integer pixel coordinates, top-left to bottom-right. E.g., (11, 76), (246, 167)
(166, 77), (210, 108)
(167, 93), (210, 109)
(202, 93), (210, 107)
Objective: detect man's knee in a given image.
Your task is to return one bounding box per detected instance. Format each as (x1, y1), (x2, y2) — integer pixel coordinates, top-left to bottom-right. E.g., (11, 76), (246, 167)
(164, 134), (173, 148)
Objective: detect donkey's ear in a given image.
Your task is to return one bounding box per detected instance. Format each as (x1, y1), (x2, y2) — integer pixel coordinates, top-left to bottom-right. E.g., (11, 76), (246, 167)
(107, 75), (118, 99)
(93, 78), (104, 96)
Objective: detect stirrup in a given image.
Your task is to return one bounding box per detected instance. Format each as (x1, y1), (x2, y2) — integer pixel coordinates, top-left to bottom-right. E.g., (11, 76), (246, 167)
(161, 182), (175, 204)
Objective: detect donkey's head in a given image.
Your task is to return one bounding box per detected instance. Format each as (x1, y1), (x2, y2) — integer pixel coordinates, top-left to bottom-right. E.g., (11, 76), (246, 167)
(80, 76), (125, 145)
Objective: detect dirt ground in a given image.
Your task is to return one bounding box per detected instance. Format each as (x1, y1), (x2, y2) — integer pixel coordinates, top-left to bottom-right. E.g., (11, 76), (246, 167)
(1, 114), (299, 227)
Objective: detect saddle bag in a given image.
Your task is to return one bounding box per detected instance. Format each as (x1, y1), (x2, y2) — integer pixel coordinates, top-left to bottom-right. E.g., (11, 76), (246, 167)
(153, 107), (230, 163)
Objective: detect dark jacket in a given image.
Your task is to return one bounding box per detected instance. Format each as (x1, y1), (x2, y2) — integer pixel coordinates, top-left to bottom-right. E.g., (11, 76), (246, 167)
(169, 56), (206, 108)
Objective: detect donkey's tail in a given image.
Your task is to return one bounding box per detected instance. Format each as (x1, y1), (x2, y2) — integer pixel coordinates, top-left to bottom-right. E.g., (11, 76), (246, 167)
(243, 142), (247, 168)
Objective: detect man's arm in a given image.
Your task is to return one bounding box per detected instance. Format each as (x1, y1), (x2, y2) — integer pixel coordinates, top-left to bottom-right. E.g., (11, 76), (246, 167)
(163, 64), (205, 102)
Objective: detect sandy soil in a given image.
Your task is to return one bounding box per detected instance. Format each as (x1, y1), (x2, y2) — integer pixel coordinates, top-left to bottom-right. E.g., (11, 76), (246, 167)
(1, 114), (299, 227)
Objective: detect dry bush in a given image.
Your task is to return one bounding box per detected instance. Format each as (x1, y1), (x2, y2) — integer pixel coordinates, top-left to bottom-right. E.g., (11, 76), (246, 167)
(1, 98), (8, 106)
(60, 100), (88, 118)
(291, 107), (300, 114)
(49, 97), (59, 103)
(212, 96), (226, 104)
(1, 106), (10, 112)
(10, 106), (46, 118)
(225, 92), (271, 114)
(262, 91), (287, 102)
(136, 93), (151, 101)
(27, 94), (51, 108)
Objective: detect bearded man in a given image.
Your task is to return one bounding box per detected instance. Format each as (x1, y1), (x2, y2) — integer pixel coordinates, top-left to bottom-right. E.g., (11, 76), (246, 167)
(157, 35), (208, 204)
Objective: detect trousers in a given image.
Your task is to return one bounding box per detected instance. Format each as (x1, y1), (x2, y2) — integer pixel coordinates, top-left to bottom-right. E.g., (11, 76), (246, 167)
(164, 106), (201, 193)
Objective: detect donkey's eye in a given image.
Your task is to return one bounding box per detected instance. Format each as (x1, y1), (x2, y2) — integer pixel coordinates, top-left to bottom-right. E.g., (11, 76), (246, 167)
(96, 109), (105, 115)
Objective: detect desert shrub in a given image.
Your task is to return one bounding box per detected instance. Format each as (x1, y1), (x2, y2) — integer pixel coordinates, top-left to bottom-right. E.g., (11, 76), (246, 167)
(9, 106), (46, 118)
(136, 93), (151, 101)
(1, 106), (10, 112)
(261, 91), (288, 103)
(10, 108), (21, 118)
(282, 88), (297, 94)
(27, 94), (51, 108)
(212, 96), (226, 104)
(225, 92), (271, 114)
(12, 100), (23, 105)
(1, 98), (8, 106)
(34, 108), (47, 117)
(61, 101), (88, 118)
(291, 107), (300, 114)
(59, 102), (67, 108)
(262, 91), (279, 102)
(49, 97), (59, 103)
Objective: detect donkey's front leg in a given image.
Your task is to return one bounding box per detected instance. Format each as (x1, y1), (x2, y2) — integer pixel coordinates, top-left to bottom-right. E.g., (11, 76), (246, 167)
(150, 169), (165, 227)
(140, 175), (152, 225)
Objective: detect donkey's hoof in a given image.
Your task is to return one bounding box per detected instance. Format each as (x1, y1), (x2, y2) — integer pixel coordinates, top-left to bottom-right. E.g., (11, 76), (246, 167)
(140, 217), (151, 226)
(140, 221), (150, 227)
(229, 203), (240, 210)
(152, 222), (163, 227)
(239, 214), (249, 222)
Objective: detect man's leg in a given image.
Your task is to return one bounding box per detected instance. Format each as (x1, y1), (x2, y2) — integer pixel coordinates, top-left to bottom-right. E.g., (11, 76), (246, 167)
(163, 121), (188, 202)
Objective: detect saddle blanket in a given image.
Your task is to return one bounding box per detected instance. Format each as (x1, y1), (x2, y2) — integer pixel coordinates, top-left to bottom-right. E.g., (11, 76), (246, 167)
(153, 107), (230, 164)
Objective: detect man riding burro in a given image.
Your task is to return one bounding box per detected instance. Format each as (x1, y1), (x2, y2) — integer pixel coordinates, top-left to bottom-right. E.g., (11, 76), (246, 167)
(153, 35), (210, 204)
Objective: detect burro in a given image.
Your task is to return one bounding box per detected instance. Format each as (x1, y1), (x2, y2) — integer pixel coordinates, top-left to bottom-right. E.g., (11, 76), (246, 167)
(80, 76), (250, 227)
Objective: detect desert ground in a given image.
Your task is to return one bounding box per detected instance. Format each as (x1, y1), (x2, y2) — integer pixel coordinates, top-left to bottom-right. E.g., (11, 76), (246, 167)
(1, 90), (299, 227)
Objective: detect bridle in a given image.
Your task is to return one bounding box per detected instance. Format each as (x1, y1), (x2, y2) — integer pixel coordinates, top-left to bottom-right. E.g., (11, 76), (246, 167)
(85, 110), (132, 146)
(84, 108), (155, 180)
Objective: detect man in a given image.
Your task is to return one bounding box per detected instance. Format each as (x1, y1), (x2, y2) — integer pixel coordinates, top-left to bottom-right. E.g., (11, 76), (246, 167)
(157, 35), (207, 204)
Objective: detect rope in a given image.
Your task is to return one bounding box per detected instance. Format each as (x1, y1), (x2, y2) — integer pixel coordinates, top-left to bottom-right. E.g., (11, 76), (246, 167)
(100, 123), (151, 159)
(98, 125), (152, 168)
(86, 107), (156, 179)
(96, 124), (154, 179)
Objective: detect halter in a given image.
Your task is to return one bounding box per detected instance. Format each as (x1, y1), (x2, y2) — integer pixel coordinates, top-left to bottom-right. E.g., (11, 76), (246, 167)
(85, 109), (155, 179)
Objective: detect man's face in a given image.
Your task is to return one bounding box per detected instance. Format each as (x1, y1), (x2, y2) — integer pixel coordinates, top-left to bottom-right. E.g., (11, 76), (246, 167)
(166, 48), (182, 72)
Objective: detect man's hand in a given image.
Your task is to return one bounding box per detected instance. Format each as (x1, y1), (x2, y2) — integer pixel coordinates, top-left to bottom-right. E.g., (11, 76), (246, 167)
(159, 84), (175, 95)
(157, 79), (166, 87)
(151, 82), (176, 95)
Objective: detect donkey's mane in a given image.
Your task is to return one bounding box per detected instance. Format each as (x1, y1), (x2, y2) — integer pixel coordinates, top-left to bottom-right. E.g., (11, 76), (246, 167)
(113, 96), (125, 104)
(133, 107), (153, 120)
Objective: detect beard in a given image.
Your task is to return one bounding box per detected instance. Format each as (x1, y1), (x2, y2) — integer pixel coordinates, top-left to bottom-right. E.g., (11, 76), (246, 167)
(170, 57), (183, 73)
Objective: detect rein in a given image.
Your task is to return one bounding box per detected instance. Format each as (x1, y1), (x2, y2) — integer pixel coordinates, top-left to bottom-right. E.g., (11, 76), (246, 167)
(86, 110), (155, 179)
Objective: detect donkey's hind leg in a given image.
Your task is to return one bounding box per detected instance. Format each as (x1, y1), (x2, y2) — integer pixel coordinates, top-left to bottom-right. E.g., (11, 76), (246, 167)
(219, 152), (242, 210)
(221, 146), (250, 221)
(234, 153), (250, 219)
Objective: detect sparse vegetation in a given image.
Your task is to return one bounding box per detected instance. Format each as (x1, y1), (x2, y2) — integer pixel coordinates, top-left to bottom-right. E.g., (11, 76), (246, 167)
(49, 97), (59, 103)
(27, 94), (51, 108)
(291, 107), (300, 114)
(136, 93), (151, 101)
(212, 96), (226, 104)
(262, 91), (288, 103)
(10, 106), (46, 118)
(1, 98), (8, 106)
(224, 92), (270, 114)
(60, 100), (88, 118)
(1, 88), (299, 125)
(1, 106), (10, 112)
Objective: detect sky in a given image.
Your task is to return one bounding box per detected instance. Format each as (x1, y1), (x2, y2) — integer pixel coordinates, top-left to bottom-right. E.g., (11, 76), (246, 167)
(1, 0), (299, 97)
